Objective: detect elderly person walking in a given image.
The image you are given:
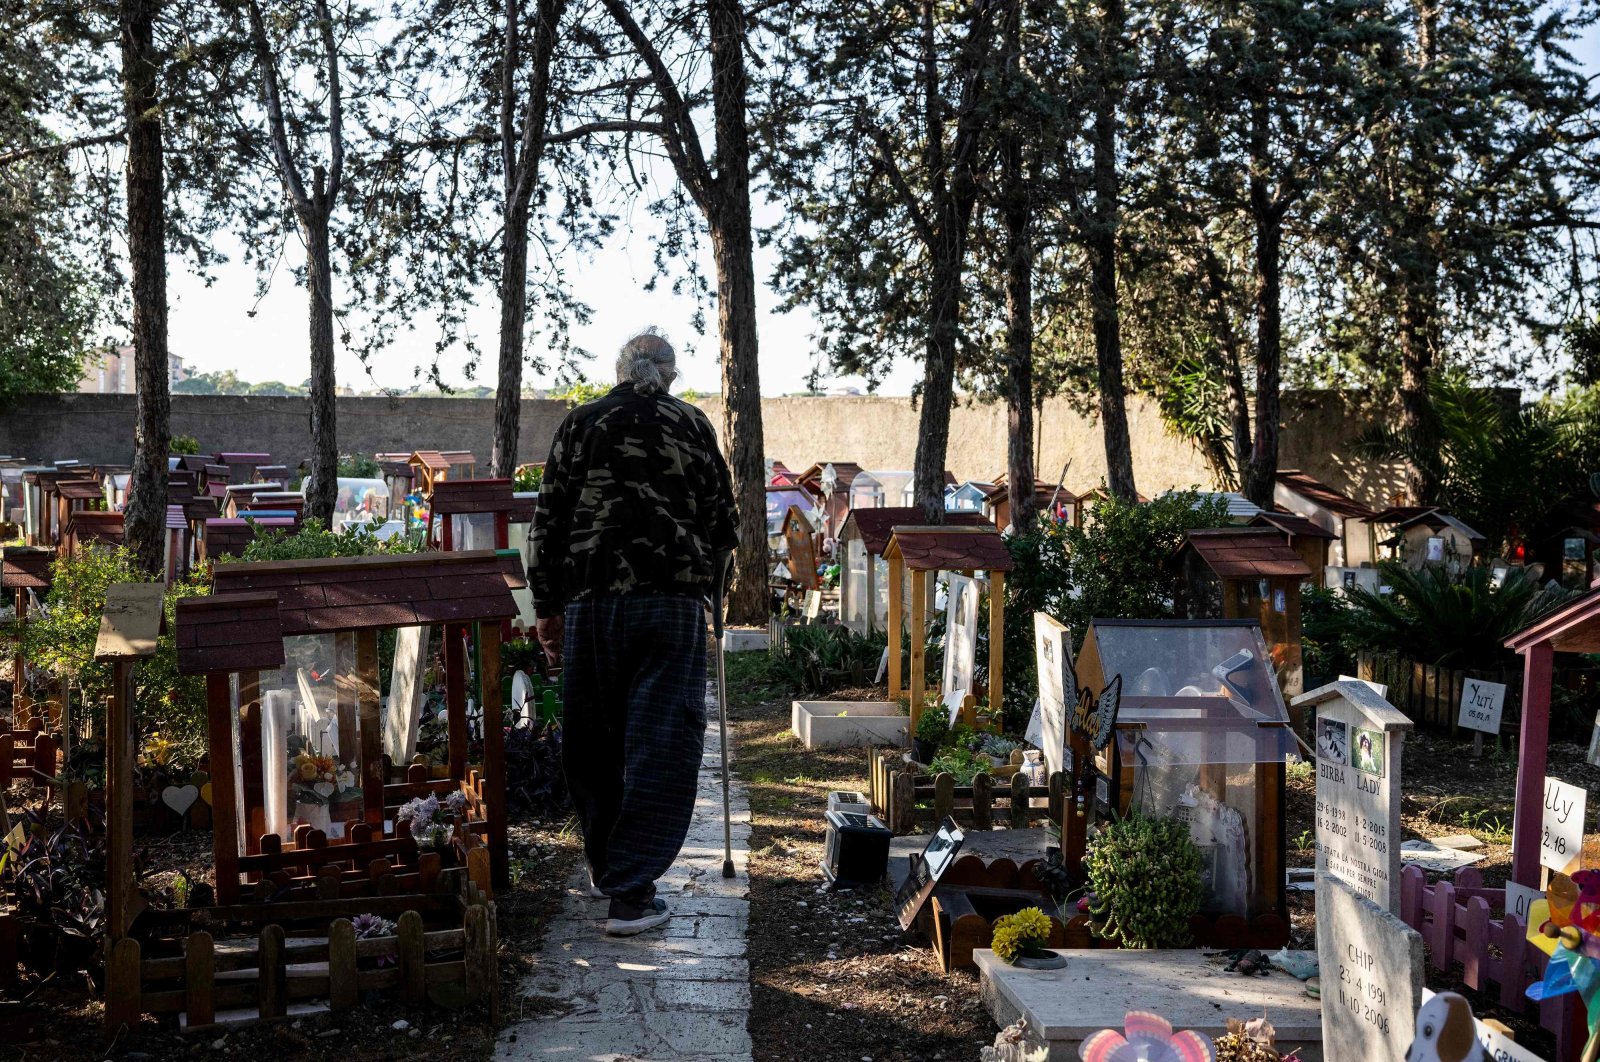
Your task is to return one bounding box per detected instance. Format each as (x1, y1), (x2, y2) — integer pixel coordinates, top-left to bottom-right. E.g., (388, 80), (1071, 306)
(530, 329), (739, 935)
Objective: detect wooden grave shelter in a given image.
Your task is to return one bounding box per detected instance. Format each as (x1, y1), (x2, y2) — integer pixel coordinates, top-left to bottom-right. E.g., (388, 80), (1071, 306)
(27, 468), (90, 546)
(181, 549), (515, 899)
(214, 452), (273, 485)
(441, 451), (478, 479)
(222, 482), (285, 518)
(1249, 511), (1335, 576)
(376, 453), (418, 516)
(203, 464), (232, 501)
(838, 508), (986, 636)
(1, 545), (57, 739)
(62, 510), (126, 559)
(407, 450), (452, 499)
(1174, 527), (1311, 697)
(164, 505), (194, 584)
(1072, 486), (1150, 526)
(255, 464), (289, 484)
(795, 461), (864, 540)
(1274, 469), (1379, 568)
(885, 525), (1014, 728)
(782, 504), (821, 592)
(1072, 618), (1293, 947)
(427, 478), (521, 551)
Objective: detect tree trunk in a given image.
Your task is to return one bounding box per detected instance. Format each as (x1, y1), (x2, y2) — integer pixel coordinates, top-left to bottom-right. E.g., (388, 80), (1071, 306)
(492, 207), (530, 478)
(1195, 236), (1251, 487)
(1090, 0), (1135, 502)
(1244, 205), (1282, 509)
(303, 193), (338, 526)
(915, 226), (962, 522)
(490, 0), (565, 479)
(120, 0), (169, 577)
(707, 0), (768, 625)
(1395, 0), (1442, 504)
(1001, 148), (1035, 531)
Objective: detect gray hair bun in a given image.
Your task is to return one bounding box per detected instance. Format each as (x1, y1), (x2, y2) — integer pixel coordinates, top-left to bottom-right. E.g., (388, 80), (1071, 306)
(616, 328), (677, 396)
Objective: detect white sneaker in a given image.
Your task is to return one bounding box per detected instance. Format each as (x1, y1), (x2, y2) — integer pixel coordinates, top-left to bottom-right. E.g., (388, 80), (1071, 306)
(605, 897), (671, 936)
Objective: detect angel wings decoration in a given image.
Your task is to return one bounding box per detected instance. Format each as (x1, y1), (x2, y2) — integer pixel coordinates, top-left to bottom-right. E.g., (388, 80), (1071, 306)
(1067, 660), (1123, 752)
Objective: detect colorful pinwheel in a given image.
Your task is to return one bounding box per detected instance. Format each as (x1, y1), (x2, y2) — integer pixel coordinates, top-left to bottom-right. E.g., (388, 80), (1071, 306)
(1080, 1012), (1214, 1062)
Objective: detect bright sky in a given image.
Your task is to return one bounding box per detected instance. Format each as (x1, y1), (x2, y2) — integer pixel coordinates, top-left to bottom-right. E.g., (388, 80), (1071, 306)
(165, 192), (926, 398)
(162, 26), (1600, 400)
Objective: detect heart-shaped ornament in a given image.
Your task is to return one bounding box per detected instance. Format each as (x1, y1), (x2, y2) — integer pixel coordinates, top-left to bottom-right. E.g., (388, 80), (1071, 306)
(162, 784), (200, 816)
(200, 782), (213, 805)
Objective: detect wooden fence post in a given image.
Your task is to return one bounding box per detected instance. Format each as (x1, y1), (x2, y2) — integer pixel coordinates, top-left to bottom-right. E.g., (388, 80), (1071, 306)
(105, 937), (143, 1029)
(398, 910), (426, 1005)
(934, 773), (955, 824)
(971, 773), (992, 832)
(1010, 773), (1029, 829)
(329, 918), (357, 1010)
(464, 904), (493, 1004)
(185, 930), (215, 1028)
(258, 924), (286, 1019)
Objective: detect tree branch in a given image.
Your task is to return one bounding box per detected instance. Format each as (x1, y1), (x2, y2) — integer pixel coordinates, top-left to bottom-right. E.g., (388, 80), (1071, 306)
(313, 0), (344, 202)
(244, 0), (311, 215)
(597, 0), (714, 209)
(545, 119), (667, 144)
(858, 112), (936, 248)
(0, 132), (125, 167)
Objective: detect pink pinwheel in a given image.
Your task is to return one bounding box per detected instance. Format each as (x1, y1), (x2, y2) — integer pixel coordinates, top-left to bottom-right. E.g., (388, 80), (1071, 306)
(1079, 1012), (1214, 1062)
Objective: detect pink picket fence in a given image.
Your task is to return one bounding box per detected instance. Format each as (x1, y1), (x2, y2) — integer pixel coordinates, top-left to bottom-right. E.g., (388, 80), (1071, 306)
(1398, 864), (1584, 1058)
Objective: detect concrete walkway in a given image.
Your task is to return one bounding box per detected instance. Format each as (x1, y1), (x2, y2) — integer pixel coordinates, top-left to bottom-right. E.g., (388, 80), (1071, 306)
(497, 696), (753, 1062)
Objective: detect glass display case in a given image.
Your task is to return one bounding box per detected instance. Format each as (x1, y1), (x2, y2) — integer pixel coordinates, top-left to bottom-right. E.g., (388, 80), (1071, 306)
(850, 470), (914, 511)
(334, 477), (390, 532)
(1074, 619), (1291, 929)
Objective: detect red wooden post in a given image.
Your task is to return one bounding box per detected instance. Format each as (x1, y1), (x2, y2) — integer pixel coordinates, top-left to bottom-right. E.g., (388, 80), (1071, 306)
(1511, 643), (1554, 887)
(206, 673), (241, 903)
(1461, 896), (1490, 990)
(478, 622), (508, 889)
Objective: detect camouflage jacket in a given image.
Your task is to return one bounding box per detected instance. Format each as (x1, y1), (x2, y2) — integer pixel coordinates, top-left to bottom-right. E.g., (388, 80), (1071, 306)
(530, 383), (739, 618)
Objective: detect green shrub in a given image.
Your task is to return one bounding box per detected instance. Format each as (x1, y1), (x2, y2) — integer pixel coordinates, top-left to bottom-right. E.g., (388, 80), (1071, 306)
(914, 706), (950, 744)
(769, 625), (887, 695)
(14, 545), (210, 765)
(513, 464), (543, 493)
(927, 746), (986, 785)
(169, 434), (201, 455)
(337, 454), (382, 479)
(1085, 814), (1204, 948)
(995, 491), (1230, 728)
(225, 518), (423, 563)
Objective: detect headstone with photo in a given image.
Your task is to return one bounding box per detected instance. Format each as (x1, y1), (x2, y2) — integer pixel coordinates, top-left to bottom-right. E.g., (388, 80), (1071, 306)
(1294, 679), (1413, 914)
(1033, 614), (1071, 776)
(1316, 874), (1425, 1062)
(943, 574), (980, 698)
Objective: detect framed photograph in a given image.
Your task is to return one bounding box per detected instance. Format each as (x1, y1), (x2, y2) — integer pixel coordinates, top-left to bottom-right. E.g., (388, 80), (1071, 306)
(1316, 717), (1349, 765)
(1353, 727), (1384, 777)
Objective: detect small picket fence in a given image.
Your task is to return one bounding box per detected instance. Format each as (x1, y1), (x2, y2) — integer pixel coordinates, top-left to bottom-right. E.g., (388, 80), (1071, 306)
(1398, 865), (1583, 1057)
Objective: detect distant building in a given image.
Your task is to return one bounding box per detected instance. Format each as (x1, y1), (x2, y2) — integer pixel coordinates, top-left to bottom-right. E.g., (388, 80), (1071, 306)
(78, 345), (190, 394)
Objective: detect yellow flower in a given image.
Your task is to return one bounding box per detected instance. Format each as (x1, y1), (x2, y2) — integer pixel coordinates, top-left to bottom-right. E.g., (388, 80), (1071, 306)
(299, 763), (319, 781)
(992, 907), (1051, 964)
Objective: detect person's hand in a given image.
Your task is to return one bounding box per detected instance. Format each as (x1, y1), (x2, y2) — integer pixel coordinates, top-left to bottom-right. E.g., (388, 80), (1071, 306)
(535, 616), (564, 670)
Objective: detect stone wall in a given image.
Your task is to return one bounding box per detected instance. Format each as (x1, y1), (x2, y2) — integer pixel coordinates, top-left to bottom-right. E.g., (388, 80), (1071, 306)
(0, 389), (1411, 507)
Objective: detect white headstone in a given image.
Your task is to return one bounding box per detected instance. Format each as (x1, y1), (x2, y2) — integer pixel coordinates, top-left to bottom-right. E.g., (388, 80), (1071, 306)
(1540, 776), (1586, 874)
(1033, 614), (1071, 776)
(943, 575), (980, 696)
(1457, 678), (1507, 736)
(1294, 679), (1413, 913)
(386, 625), (429, 762)
(1317, 875), (1425, 1061)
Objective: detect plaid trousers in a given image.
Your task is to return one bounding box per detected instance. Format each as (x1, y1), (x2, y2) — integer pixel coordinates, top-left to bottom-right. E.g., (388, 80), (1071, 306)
(561, 594), (707, 904)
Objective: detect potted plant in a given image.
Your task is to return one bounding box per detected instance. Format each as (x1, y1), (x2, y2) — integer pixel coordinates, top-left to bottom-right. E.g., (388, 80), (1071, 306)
(290, 751), (337, 834)
(1084, 814), (1204, 949)
(326, 762), (363, 836)
(397, 791), (469, 855)
(912, 707), (949, 765)
(990, 907), (1065, 970)
(980, 734), (1023, 769)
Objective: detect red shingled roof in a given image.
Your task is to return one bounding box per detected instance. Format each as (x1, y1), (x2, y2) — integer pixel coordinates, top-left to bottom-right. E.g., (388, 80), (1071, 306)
(409, 450), (449, 472)
(1275, 469), (1376, 520)
(843, 508), (988, 554)
(796, 462), (863, 495)
(205, 517), (297, 560)
(2, 546), (54, 590)
(216, 452), (271, 466)
(56, 478), (103, 501)
(174, 592), (286, 674)
(1179, 527), (1311, 578)
(166, 505), (189, 531)
(1250, 512), (1336, 541)
(430, 478), (518, 515)
(65, 511), (125, 547)
(885, 525), (1016, 571)
(212, 549), (517, 633)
